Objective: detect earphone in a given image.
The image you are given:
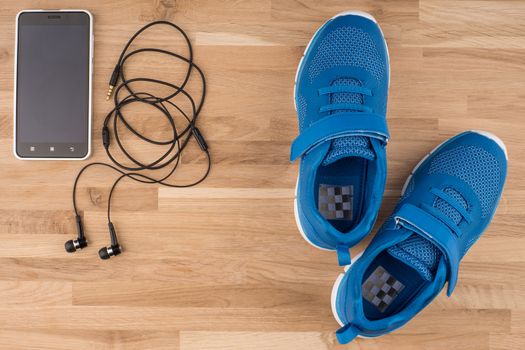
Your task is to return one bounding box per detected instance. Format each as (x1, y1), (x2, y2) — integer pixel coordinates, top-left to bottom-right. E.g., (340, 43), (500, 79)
(64, 215), (87, 253)
(64, 21), (210, 259)
(98, 222), (122, 259)
(64, 216), (121, 259)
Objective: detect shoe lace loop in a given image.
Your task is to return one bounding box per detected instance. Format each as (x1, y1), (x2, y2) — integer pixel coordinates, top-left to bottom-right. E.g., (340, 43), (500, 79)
(318, 84), (372, 114)
(420, 187), (472, 237)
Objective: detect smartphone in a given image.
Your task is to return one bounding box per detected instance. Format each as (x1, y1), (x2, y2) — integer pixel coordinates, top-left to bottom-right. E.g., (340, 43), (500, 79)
(14, 10), (93, 160)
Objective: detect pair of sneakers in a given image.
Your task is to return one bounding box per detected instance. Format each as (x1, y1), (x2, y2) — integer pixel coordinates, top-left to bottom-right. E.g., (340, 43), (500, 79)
(291, 11), (508, 343)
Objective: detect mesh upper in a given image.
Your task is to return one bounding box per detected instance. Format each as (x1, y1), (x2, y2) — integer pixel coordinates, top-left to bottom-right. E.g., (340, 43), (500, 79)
(388, 234), (442, 281)
(321, 78), (374, 165)
(323, 136), (375, 165)
(297, 94), (308, 130)
(331, 78), (363, 107)
(389, 141), (503, 279)
(400, 177), (415, 202)
(298, 25), (386, 163)
(428, 145), (501, 218)
(384, 139), (505, 281)
(307, 26), (385, 83)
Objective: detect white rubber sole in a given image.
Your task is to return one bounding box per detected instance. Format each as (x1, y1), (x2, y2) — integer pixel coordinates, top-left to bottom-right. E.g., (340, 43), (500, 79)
(401, 130), (508, 196)
(292, 11), (390, 250)
(330, 252), (362, 327)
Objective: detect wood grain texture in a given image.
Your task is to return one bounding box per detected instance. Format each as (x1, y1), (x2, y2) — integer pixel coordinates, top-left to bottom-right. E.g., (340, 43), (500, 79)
(0, 0), (523, 349)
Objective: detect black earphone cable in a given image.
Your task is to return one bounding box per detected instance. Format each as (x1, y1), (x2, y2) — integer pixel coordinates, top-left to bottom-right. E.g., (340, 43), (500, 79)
(69, 21), (210, 257)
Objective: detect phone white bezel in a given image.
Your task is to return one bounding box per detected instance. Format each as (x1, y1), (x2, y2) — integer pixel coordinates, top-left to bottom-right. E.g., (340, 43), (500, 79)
(13, 9), (93, 160)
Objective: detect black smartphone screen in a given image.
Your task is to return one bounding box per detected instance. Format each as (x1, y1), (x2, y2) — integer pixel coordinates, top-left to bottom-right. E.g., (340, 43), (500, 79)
(15, 11), (91, 159)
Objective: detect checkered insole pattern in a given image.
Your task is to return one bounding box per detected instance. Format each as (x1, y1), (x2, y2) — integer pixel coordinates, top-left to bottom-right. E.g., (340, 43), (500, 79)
(362, 266), (405, 313)
(318, 184), (353, 220)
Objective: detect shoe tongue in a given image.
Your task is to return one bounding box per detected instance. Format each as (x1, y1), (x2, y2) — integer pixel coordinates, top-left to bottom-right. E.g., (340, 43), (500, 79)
(322, 78), (375, 166)
(387, 234), (442, 281)
(331, 77), (363, 108)
(322, 136), (375, 165)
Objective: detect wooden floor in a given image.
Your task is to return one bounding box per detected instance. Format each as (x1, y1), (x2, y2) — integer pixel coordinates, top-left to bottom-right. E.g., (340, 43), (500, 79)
(0, 0), (523, 349)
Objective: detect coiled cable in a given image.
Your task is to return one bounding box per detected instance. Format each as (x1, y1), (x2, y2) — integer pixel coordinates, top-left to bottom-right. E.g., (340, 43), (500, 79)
(70, 21), (210, 256)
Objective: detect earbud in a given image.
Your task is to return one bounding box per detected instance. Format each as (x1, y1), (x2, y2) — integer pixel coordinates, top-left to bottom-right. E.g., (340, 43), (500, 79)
(98, 244), (122, 259)
(65, 215), (88, 253)
(98, 222), (122, 260)
(65, 237), (88, 253)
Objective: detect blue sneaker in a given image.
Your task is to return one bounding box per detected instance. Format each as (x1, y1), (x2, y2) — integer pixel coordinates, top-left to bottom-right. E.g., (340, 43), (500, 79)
(291, 11), (390, 266)
(331, 131), (508, 343)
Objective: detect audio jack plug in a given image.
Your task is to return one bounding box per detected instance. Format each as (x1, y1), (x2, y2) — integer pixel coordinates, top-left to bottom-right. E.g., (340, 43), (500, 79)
(106, 64), (120, 100)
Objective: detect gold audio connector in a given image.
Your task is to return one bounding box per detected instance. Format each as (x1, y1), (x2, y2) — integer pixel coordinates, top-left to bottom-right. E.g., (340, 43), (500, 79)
(106, 64), (120, 101)
(106, 85), (115, 100)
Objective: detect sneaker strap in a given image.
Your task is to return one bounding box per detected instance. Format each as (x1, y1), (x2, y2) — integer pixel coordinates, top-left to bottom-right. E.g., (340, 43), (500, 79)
(394, 203), (461, 296)
(290, 112), (389, 161)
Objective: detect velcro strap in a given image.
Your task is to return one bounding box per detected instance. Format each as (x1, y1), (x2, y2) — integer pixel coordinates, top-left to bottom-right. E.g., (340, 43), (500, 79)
(290, 113), (389, 161)
(394, 203), (460, 296)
